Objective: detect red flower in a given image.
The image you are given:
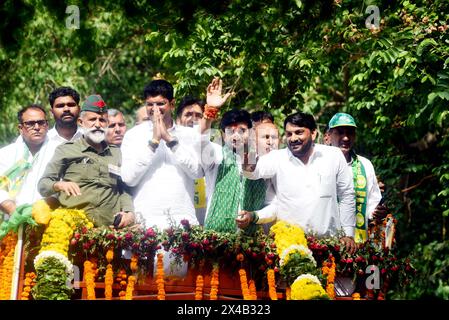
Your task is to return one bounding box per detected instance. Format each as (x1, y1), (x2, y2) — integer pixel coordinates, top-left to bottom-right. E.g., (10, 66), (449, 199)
(74, 233), (81, 240)
(106, 233), (116, 240)
(70, 239), (77, 246)
(145, 228), (156, 238)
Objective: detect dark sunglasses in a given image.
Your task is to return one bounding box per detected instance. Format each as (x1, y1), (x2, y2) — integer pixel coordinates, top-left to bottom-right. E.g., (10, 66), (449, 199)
(21, 120), (48, 129)
(54, 102), (78, 108)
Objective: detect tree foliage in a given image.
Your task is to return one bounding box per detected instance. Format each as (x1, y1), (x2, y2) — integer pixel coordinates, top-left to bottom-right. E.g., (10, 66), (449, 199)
(1, 0), (448, 298)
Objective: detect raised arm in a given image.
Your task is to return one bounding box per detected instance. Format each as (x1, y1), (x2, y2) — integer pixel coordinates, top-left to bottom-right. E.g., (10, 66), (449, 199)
(200, 77), (233, 134)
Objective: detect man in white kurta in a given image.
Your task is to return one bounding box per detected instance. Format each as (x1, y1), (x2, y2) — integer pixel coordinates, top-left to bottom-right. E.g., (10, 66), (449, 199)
(0, 105), (54, 214)
(121, 80), (203, 230)
(239, 112), (356, 254)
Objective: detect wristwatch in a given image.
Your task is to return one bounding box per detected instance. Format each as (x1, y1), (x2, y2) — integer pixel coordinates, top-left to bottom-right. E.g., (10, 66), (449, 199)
(148, 139), (160, 152)
(166, 137), (179, 150)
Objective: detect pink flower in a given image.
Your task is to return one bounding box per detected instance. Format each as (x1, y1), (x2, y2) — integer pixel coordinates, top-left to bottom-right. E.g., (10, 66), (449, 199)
(145, 228), (156, 238)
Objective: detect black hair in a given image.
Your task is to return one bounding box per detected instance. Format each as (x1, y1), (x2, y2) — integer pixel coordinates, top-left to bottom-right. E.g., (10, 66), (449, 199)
(48, 86), (80, 108)
(143, 79), (174, 100)
(284, 112), (317, 131)
(251, 110), (274, 123)
(176, 95), (205, 118)
(220, 109), (252, 131)
(17, 104), (47, 123)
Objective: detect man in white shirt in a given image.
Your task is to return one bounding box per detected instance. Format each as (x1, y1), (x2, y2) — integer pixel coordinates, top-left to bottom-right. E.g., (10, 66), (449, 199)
(238, 112), (357, 254)
(327, 112), (385, 244)
(47, 86), (83, 145)
(121, 79), (203, 229)
(175, 96), (207, 225)
(0, 105), (54, 215)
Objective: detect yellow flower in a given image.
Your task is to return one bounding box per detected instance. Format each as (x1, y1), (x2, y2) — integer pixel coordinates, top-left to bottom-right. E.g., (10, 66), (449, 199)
(290, 274), (328, 300)
(32, 200), (52, 225)
(270, 221), (307, 255)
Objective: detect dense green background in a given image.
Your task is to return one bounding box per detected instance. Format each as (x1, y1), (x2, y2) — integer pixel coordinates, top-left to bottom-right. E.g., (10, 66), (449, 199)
(1, 0), (448, 298)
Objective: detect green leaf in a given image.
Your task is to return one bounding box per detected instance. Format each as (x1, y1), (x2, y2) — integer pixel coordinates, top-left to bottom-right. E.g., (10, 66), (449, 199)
(417, 39), (438, 56)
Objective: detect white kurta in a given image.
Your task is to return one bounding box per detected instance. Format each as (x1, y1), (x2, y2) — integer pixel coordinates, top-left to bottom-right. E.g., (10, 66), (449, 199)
(121, 121), (203, 229)
(0, 136), (55, 206)
(244, 144), (356, 237)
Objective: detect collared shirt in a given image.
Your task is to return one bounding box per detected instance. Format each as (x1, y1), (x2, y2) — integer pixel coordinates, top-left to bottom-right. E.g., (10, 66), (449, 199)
(120, 121), (203, 229)
(38, 137), (133, 226)
(0, 136), (54, 206)
(350, 155), (382, 221)
(244, 144), (356, 237)
(47, 126), (83, 145)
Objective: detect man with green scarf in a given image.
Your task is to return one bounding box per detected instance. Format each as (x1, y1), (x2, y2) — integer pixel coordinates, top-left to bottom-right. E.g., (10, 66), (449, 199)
(327, 112), (386, 244)
(200, 78), (268, 233)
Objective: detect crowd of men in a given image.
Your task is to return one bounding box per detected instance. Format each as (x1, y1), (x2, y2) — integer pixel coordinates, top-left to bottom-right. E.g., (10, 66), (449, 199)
(0, 77), (388, 261)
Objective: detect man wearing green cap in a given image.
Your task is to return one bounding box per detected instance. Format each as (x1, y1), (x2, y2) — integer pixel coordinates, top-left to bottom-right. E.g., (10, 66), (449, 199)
(327, 112), (385, 244)
(38, 95), (135, 228)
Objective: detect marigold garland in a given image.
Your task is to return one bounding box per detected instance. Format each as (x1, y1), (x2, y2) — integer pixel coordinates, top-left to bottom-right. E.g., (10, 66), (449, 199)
(270, 221), (307, 255)
(104, 264), (114, 300)
(39, 209), (92, 256)
(130, 254), (138, 273)
(248, 279), (257, 300)
(20, 272), (36, 300)
(321, 256), (336, 299)
(116, 269), (127, 299)
(31, 199), (52, 225)
(209, 263), (219, 300)
(290, 274), (328, 300)
(84, 260), (96, 300)
(195, 275), (204, 300)
(352, 293), (361, 300)
(0, 232), (17, 300)
(267, 269), (277, 300)
(238, 268), (251, 300)
(125, 275), (136, 300)
(156, 253), (165, 300)
(285, 287), (291, 300)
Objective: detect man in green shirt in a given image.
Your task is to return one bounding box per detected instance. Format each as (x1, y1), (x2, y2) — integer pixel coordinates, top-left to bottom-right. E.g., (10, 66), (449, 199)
(38, 95), (134, 227)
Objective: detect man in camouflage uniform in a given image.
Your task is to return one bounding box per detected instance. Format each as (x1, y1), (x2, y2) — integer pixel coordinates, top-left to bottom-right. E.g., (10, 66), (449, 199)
(38, 95), (134, 227)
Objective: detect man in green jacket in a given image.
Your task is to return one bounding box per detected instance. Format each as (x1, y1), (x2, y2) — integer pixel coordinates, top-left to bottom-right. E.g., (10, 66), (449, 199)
(38, 94), (134, 228)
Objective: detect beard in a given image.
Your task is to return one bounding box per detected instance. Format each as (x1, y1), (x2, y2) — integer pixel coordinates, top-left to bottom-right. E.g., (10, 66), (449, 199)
(83, 127), (106, 144)
(56, 112), (77, 128)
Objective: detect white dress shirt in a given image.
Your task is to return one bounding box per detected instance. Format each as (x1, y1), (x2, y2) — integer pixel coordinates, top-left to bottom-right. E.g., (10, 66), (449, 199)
(47, 126), (83, 145)
(120, 121), (203, 229)
(0, 136), (55, 206)
(244, 144), (356, 237)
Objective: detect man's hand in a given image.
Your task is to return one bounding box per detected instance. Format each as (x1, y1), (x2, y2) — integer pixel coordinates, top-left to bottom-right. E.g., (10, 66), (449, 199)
(115, 211), (135, 228)
(152, 107), (162, 142)
(206, 77), (233, 108)
(340, 236), (357, 255)
(236, 210), (253, 229)
(0, 200), (16, 215)
(372, 203), (388, 222)
(53, 181), (81, 196)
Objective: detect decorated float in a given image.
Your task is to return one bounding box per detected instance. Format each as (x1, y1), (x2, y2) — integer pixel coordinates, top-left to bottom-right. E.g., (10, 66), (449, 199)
(0, 200), (414, 300)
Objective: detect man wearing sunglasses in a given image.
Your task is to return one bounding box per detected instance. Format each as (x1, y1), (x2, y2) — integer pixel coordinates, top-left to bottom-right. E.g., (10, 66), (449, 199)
(0, 105), (54, 216)
(48, 86), (83, 145)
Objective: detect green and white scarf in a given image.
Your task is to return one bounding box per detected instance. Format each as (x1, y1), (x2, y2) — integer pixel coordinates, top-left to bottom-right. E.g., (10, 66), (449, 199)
(204, 146), (267, 234)
(351, 153), (368, 244)
(0, 146), (33, 200)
